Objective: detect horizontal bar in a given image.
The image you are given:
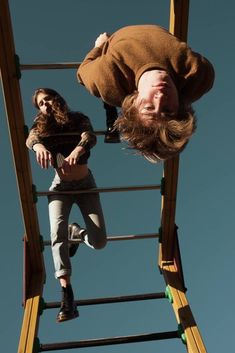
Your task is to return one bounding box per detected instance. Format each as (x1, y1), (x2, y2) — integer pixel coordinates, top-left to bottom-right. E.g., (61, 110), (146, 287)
(39, 330), (179, 351)
(35, 132), (106, 136)
(25, 130), (106, 136)
(43, 233), (159, 246)
(20, 62), (80, 70)
(37, 184), (161, 197)
(45, 292), (166, 309)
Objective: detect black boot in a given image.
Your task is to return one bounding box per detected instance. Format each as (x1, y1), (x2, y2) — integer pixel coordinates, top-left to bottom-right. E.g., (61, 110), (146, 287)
(56, 284), (79, 323)
(103, 102), (120, 143)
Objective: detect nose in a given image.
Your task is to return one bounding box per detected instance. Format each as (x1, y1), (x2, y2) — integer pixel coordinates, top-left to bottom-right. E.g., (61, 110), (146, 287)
(42, 99), (51, 107)
(152, 92), (166, 111)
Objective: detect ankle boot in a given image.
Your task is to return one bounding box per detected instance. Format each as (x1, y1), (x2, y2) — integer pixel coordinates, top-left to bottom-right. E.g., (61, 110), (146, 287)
(103, 102), (120, 143)
(56, 284), (79, 323)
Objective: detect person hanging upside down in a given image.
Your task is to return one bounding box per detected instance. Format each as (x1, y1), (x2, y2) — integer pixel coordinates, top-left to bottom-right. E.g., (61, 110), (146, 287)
(77, 24), (215, 162)
(26, 88), (107, 323)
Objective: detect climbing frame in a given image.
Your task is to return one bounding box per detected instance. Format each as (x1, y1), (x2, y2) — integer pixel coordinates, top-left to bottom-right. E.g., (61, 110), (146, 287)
(0, 0), (207, 352)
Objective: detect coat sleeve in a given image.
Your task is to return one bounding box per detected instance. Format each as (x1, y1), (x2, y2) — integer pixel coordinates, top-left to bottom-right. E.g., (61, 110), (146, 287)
(77, 47), (126, 106)
(77, 47), (104, 95)
(181, 51), (215, 103)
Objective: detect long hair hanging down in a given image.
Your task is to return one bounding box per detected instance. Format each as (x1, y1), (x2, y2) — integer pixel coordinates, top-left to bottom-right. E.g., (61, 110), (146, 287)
(115, 92), (197, 162)
(32, 88), (70, 135)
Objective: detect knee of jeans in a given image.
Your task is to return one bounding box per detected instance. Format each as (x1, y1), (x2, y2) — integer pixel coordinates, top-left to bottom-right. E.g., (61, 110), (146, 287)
(51, 225), (68, 245)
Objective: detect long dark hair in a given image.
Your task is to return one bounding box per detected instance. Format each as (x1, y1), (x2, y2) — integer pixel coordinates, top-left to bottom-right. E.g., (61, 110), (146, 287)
(32, 88), (70, 136)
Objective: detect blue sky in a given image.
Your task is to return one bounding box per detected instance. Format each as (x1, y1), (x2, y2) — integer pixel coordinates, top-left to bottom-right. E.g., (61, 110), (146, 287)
(1, 1), (235, 352)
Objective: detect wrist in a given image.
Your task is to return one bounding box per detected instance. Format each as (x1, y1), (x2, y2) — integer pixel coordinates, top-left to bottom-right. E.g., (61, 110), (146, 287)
(32, 143), (44, 152)
(77, 140), (89, 152)
(32, 143), (40, 152)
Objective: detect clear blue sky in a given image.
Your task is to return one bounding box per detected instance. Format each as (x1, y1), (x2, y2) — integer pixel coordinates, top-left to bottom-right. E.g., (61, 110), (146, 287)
(1, 1), (234, 352)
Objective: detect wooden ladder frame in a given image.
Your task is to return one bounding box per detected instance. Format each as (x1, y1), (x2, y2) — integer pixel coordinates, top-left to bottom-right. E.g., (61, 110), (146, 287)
(0, 0), (207, 352)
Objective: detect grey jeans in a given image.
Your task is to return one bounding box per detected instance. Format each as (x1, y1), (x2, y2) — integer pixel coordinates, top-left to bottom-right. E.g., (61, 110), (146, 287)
(48, 170), (107, 279)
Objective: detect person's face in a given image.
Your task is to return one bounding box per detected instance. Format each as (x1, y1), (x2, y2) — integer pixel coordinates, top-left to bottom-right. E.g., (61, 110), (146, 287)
(36, 92), (53, 115)
(136, 70), (179, 125)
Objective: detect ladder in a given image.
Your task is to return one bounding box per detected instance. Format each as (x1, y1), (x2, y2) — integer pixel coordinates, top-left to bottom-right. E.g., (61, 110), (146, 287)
(0, 0), (207, 352)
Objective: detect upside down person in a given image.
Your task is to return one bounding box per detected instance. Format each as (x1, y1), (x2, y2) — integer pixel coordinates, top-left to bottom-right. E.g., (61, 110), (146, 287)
(77, 24), (215, 162)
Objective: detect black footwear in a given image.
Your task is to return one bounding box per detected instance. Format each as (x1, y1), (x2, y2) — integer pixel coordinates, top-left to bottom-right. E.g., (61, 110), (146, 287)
(56, 285), (79, 323)
(68, 223), (86, 257)
(104, 127), (120, 143)
(103, 102), (120, 143)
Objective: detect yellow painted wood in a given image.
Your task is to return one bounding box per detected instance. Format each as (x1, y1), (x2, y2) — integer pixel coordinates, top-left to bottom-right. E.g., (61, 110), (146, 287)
(18, 274), (44, 353)
(169, 0), (190, 38)
(1, 1), (208, 352)
(160, 157), (179, 261)
(0, 0), (45, 277)
(159, 0), (189, 263)
(17, 296), (41, 353)
(0, 1), (45, 351)
(162, 263), (207, 353)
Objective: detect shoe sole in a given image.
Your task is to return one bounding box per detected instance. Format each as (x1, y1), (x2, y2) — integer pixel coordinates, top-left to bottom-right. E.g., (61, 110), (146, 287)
(56, 309), (79, 323)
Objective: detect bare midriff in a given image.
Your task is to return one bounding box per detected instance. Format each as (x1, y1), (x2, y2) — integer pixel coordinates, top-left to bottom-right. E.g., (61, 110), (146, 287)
(56, 164), (89, 182)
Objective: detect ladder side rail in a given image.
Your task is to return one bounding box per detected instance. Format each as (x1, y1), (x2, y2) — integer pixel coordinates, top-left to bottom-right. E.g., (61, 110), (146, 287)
(0, 0), (45, 276)
(0, 1), (45, 353)
(162, 263), (207, 353)
(17, 274), (43, 353)
(160, 2), (207, 352)
(160, 0), (189, 262)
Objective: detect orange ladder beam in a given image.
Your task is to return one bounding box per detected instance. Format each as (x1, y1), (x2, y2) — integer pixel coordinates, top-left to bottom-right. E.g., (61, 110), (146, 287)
(160, 0), (190, 264)
(159, 1), (208, 352)
(0, 0), (45, 276)
(0, 1), (45, 353)
(162, 263), (207, 353)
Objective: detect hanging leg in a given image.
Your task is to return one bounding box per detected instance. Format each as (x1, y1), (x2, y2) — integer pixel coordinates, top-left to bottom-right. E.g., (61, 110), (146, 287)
(103, 102), (120, 143)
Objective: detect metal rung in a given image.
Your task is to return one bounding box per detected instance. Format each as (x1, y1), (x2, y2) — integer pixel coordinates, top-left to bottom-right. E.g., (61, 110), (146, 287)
(26, 130), (106, 136)
(20, 62), (80, 70)
(45, 292), (166, 309)
(39, 330), (179, 351)
(37, 184), (161, 197)
(43, 233), (159, 246)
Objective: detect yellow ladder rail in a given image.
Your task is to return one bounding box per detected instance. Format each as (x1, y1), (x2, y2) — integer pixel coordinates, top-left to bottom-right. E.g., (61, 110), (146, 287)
(0, 1), (45, 353)
(158, 1), (208, 352)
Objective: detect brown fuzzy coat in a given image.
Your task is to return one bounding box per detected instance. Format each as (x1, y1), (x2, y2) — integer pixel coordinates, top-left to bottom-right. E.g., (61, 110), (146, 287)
(77, 25), (215, 107)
